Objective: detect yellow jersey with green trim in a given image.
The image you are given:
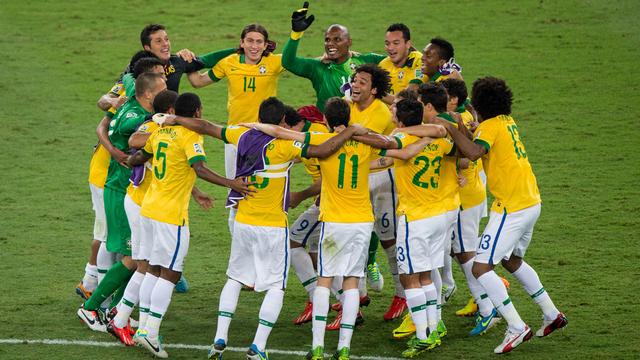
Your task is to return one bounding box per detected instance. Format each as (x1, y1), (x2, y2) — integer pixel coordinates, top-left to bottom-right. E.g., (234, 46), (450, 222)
(348, 99), (394, 172)
(378, 51), (423, 95)
(423, 71), (452, 84)
(209, 54), (285, 125)
(88, 144), (111, 188)
(473, 115), (540, 213)
(305, 132), (384, 223)
(435, 113), (461, 211)
(106, 81), (125, 118)
(126, 121), (159, 206)
(394, 132), (453, 221)
(300, 121), (329, 182)
(456, 108), (486, 209)
(222, 126), (305, 227)
(140, 125), (206, 226)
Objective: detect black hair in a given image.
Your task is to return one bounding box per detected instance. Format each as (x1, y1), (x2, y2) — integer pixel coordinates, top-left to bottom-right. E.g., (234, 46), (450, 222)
(258, 97), (285, 125)
(396, 88), (418, 102)
(237, 23), (275, 56)
(471, 77), (513, 119)
(135, 72), (164, 96)
(396, 99), (424, 127)
(140, 24), (166, 47)
(354, 64), (392, 99)
(152, 90), (178, 114)
(133, 57), (164, 78)
(440, 78), (468, 107)
(127, 50), (156, 74)
(386, 23), (411, 41)
(283, 105), (303, 127)
(429, 37), (454, 61)
(324, 97), (350, 129)
(418, 82), (448, 113)
(174, 92), (202, 117)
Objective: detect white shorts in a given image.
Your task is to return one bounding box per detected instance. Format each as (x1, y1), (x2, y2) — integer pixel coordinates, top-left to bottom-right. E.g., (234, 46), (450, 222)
(138, 215), (154, 261)
(318, 222), (373, 278)
(369, 169), (397, 241)
(227, 222), (290, 292)
(439, 209), (458, 265)
(124, 195), (142, 260)
(224, 143), (237, 179)
(452, 202), (485, 254)
(149, 219), (190, 272)
(90, 184), (107, 242)
(475, 204), (541, 265)
(396, 214), (448, 274)
(290, 204), (321, 252)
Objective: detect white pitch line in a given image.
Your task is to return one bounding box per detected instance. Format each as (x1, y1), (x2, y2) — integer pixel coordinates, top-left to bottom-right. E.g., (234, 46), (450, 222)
(0, 338), (404, 360)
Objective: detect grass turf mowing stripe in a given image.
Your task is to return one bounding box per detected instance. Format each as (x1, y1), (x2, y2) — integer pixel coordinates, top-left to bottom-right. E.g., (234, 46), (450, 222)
(0, 338), (405, 360)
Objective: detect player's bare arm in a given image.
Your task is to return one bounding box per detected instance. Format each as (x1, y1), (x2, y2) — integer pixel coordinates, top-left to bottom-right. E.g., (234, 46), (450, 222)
(352, 133), (400, 149)
(156, 114), (224, 140)
(305, 124), (368, 159)
(191, 161), (255, 197)
(186, 71), (214, 88)
(191, 186), (213, 210)
(239, 122), (306, 142)
(127, 149), (152, 167)
(290, 178), (321, 209)
(128, 130), (151, 149)
(394, 123), (447, 138)
(385, 136), (435, 160)
(443, 121), (486, 161)
(96, 115), (128, 166)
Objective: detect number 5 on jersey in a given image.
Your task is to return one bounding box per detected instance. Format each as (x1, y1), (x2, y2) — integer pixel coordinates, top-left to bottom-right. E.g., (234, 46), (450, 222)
(154, 141), (168, 180)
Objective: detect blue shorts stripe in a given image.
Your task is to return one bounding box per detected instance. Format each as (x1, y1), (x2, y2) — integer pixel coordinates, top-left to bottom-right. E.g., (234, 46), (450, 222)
(283, 227), (289, 289)
(488, 210), (508, 265)
(404, 217), (413, 273)
(457, 211), (465, 253)
(388, 169), (398, 238)
(318, 222), (325, 277)
(169, 225), (181, 270)
(301, 221), (320, 247)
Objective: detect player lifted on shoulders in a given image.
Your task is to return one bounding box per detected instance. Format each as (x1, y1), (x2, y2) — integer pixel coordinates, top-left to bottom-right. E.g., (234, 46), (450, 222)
(440, 77), (567, 354)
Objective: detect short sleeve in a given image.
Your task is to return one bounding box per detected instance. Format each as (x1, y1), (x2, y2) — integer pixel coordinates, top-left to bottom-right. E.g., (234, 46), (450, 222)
(221, 126), (248, 145)
(143, 130), (155, 155)
(184, 132), (206, 165)
(209, 58), (227, 81)
(473, 121), (495, 153)
(302, 132), (335, 158)
(137, 121), (158, 134)
(393, 132), (414, 148)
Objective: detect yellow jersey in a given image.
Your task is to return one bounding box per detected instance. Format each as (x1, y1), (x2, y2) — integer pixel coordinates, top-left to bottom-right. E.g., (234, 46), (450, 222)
(435, 113), (461, 211)
(222, 126), (305, 227)
(378, 50), (423, 95)
(209, 54), (285, 125)
(300, 121), (329, 182)
(126, 121), (159, 206)
(348, 99), (394, 172)
(140, 126), (206, 226)
(88, 144), (111, 188)
(394, 133), (453, 221)
(457, 108), (486, 209)
(105, 81), (125, 118)
(423, 71), (452, 84)
(305, 132), (384, 223)
(474, 115), (541, 213)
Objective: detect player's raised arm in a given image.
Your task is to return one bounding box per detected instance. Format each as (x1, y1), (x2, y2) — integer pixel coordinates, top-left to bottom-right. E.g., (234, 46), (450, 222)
(282, 2), (318, 77)
(352, 133), (402, 149)
(395, 123), (447, 138)
(385, 136), (435, 160)
(304, 124), (368, 159)
(156, 114), (225, 140)
(240, 122), (307, 143)
(442, 120), (486, 161)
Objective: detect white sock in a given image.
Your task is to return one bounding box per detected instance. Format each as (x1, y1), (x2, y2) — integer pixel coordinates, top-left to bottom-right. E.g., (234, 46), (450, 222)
(442, 255), (455, 289)
(83, 263), (99, 292)
(405, 288), (427, 340)
(422, 283), (438, 332)
(511, 261), (560, 320)
(145, 277), (175, 339)
(331, 277), (343, 301)
(477, 271), (526, 332)
(291, 247), (317, 300)
(312, 286), (330, 348)
(138, 273), (158, 331)
(252, 288), (284, 351)
(432, 268), (443, 320)
(114, 271), (145, 328)
(358, 277), (367, 298)
(337, 288), (359, 350)
(214, 279), (242, 343)
(460, 260), (493, 316)
(384, 245), (404, 298)
(96, 242), (114, 285)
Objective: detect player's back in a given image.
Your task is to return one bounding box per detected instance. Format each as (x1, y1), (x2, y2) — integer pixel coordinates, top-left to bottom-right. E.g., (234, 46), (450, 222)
(140, 125), (205, 226)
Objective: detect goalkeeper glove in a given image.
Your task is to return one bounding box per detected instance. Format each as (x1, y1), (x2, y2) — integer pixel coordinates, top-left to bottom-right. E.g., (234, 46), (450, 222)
(291, 1), (315, 32)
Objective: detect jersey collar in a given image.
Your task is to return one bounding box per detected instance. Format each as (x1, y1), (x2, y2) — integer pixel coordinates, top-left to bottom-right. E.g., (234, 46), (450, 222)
(437, 112), (456, 123)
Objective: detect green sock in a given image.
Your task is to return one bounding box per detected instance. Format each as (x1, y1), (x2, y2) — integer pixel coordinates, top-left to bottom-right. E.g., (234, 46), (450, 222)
(367, 232), (379, 266)
(84, 261), (133, 310)
(109, 270), (134, 309)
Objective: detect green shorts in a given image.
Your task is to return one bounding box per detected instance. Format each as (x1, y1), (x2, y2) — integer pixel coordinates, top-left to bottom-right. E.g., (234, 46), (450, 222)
(104, 187), (131, 256)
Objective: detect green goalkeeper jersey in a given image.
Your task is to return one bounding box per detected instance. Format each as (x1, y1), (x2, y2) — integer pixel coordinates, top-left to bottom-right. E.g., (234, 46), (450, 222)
(282, 34), (385, 111)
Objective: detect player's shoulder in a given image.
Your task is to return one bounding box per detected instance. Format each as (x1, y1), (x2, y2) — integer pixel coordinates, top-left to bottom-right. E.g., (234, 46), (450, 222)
(308, 122), (329, 133)
(372, 99), (392, 114)
(378, 56), (393, 69)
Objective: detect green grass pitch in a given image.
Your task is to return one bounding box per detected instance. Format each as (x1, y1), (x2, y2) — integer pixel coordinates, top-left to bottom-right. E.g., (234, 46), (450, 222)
(0, 0), (639, 359)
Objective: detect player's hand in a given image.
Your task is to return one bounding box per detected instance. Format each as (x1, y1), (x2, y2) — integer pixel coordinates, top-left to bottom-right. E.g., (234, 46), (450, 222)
(349, 124), (369, 136)
(458, 157), (470, 170)
(230, 177), (256, 197)
(291, 2), (315, 32)
(289, 191), (304, 209)
(457, 174), (468, 187)
(193, 191), (214, 210)
(177, 48), (196, 63)
(114, 149), (129, 168)
(111, 96), (128, 110)
(122, 154), (133, 169)
(152, 113), (177, 126)
(468, 120), (479, 132)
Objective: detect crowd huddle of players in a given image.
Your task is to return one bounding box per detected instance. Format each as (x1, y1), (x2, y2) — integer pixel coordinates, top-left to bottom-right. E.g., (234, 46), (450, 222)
(74, 2), (568, 359)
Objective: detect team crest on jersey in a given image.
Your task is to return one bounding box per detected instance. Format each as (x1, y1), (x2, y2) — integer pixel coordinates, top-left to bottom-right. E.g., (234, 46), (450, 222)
(193, 143), (203, 154)
(394, 133), (406, 139)
(259, 65), (267, 74)
(267, 143), (275, 150)
(292, 141), (304, 149)
(398, 71), (404, 80)
(349, 62), (357, 71)
(165, 64), (176, 76)
(126, 112), (137, 118)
